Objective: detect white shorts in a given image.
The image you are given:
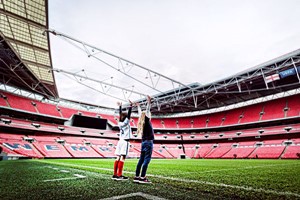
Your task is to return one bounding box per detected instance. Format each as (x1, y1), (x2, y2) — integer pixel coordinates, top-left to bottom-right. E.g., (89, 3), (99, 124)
(115, 139), (130, 156)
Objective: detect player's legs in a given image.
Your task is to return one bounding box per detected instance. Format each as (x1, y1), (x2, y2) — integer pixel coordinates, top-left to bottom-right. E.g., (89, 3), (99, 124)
(117, 154), (126, 177)
(135, 150), (145, 177)
(112, 155), (121, 179)
(116, 141), (129, 180)
(140, 140), (153, 177)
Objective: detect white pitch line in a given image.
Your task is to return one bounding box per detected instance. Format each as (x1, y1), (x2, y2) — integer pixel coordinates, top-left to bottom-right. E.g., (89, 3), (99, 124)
(74, 174), (87, 178)
(174, 163), (300, 175)
(153, 174), (300, 198)
(43, 176), (85, 182)
(60, 170), (70, 173)
(99, 192), (168, 200)
(40, 161), (300, 198)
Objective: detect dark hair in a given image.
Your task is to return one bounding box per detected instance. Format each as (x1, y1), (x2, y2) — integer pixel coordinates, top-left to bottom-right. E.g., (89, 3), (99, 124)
(0, 146), (2, 154)
(120, 112), (128, 122)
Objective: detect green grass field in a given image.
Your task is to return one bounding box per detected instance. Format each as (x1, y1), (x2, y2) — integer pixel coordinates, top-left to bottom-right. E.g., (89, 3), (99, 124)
(0, 159), (299, 200)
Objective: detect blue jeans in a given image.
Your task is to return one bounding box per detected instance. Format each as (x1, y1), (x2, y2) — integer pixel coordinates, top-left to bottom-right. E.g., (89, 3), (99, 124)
(135, 140), (153, 177)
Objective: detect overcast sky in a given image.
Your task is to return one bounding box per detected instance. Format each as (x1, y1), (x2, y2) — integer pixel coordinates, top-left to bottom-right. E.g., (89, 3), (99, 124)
(48, 0), (300, 108)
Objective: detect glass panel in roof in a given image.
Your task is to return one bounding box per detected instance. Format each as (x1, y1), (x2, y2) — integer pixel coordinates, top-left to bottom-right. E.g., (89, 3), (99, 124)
(29, 24), (48, 49)
(0, 14), (14, 38)
(25, 0), (46, 25)
(3, 0), (27, 19)
(28, 63), (54, 82)
(28, 64), (41, 79)
(34, 49), (50, 66)
(4, 15), (48, 50)
(15, 43), (36, 63)
(39, 66), (53, 82)
(7, 16), (31, 44)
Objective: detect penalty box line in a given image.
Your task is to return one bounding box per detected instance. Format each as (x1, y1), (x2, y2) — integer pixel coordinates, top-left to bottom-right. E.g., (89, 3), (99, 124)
(39, 161), (300, 198)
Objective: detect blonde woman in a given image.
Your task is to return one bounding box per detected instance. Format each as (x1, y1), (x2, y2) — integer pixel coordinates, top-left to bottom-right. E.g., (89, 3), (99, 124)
(134, 95), (154, 184)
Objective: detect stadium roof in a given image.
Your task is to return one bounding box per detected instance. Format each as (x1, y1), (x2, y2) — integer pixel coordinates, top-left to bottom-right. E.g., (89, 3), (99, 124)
(0, 0), (299, 115)
(134, 49), (300, 114)
(0, 0), (58, 98)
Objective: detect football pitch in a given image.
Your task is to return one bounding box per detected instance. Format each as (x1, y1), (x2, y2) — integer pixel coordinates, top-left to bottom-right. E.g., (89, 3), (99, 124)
(0, 159), (299, 200)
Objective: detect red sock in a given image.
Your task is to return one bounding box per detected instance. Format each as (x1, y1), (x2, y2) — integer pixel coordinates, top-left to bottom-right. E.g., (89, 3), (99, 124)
(117, 161), (124, 177)
(114, 160), (119, 176)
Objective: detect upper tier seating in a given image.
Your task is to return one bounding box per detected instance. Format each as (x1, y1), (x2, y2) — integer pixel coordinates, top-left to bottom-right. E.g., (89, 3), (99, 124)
(4, 92), (37, 113)
(222, 108), (243, 126)
(240, 103), (262, 124)
(163, 118), (178, 129)
(207, 112), (225, 127)
(59, 107), (78, 119)
(35, 102), (61, 117)
(261, 98), (286, 121)
(151, 118), (163, 128)
(192, 115), (207, 128)
(177, 117), (192, 128)
(0, 94), (7, 106)
(286, 95), (300, 117)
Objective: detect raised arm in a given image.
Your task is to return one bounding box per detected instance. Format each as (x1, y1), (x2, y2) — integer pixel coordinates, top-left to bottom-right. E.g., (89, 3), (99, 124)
(136, 102), (142, 116)
(127, 100), (133, 119)
(117, 102), (122, 121)
(146, 95), (151, 116)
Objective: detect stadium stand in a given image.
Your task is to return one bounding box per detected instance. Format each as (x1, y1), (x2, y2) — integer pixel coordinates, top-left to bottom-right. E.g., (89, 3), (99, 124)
(164, 144), (185, 158)
(35, 102), (61, 117)
(222, 142), (256, 159)
(261, 98), (286, 121)
(78, 110), (98, 117)
(281, 144), (300, 159)
(222, 108), (243, 126)
(0, 94), (7, 106)
(248, 140), (286, 159)
(177, 117), (193, 128)
(153, 144), (173, 158)
(59, 107), (78, 119)
(183, 144), (197, 158)
(286, 94), (300, 117)
(33, 141), (72, 158)
(205, 143), (232, 158)
(192, 115), (207, 128)
(1, 140), (43, 158)
(0, 90), (299, 159)
(151, 118), (164, 128)
(195, 144), (213, 158)
(239, 103), (262, 124)
(163, 118), (178, 129)
(4, 92), (37, 113)
(207, 112), (225, 127)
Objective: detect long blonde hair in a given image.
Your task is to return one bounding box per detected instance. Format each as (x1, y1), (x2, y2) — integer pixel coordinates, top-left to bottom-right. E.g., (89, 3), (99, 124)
(137, 112), (146, 138)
